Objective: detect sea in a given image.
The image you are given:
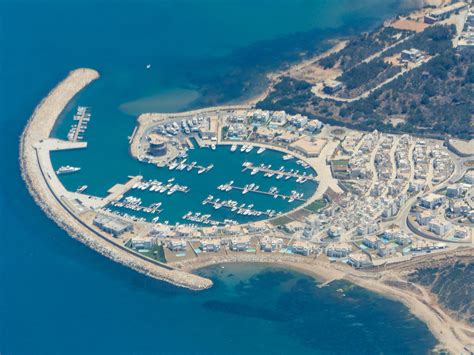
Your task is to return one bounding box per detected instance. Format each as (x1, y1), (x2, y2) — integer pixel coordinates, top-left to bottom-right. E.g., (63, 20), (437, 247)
(0, 0), (438, 353)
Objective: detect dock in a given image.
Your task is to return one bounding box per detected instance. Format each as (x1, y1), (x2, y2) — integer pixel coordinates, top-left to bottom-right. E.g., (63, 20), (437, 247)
(68, 106), (91, 142)
(242, 162), (317, 182)
(218, 183), (307, 202)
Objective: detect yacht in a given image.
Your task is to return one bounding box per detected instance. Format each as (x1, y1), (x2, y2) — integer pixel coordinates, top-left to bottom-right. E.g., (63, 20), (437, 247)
(76, 185), (88, 193)
(257, 147), (266, 154)
(282, 154), (293, 161)
(230, 144), (237, 152)
(56, 166), (81, 175)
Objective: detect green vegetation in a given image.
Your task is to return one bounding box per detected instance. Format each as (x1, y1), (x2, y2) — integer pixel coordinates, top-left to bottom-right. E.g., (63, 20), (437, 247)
(270, 215), (293, 226)
(258, 24), (473, 139)
(319, 27), (410, 71)
(338, 59), (390, 90)
(408, 260), (474, 324)
(305, 199), (327, 213)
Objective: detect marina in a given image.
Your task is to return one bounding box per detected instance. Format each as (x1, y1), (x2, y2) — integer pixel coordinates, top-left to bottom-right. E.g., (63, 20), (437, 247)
(242, 161), (317, 183)
(67, 106), (91, 142)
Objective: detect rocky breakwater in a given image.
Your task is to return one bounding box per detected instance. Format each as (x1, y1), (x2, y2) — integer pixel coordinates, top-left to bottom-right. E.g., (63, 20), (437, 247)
(20, 68), (212, 291)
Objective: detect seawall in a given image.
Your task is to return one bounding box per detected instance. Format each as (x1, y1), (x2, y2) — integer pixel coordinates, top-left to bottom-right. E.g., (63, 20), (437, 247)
(19, 68), (212, 291)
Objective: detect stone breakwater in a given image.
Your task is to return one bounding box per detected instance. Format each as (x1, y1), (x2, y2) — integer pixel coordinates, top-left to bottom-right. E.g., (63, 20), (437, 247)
(19, 68), (212, 291)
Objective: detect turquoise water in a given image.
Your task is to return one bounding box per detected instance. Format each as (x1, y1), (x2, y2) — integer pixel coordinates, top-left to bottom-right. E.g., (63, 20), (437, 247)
(51, 144), (318, 224)
(0, 0), (438, 353)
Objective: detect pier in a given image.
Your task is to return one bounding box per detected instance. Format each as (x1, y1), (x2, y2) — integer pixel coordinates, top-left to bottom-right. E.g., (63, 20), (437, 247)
(218, 182), (307, 202)
(242, 162), (317, 182)
(68, 106), (91, 142)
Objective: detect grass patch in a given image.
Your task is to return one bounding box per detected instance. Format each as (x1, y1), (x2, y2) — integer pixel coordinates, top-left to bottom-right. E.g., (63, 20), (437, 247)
(270, 215), (293, 226)
(305, 199), (327, 213)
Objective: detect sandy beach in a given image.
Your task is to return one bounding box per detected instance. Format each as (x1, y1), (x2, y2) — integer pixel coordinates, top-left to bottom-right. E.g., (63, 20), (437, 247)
(181, 250), (474, 353)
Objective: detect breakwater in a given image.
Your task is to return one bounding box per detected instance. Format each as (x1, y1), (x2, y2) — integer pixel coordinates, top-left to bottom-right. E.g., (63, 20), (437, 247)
(20, 68), (212, 291)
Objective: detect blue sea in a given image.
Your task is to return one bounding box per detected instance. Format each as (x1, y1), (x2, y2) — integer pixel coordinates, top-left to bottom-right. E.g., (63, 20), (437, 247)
(0, 0), (438, 353)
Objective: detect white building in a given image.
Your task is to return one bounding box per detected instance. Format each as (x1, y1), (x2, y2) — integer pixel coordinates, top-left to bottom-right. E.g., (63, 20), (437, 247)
(428, 218), (453, 236)
(325, 243), (352, 258)
(420, 193), (445, 209)
(348, 252), (372, 268)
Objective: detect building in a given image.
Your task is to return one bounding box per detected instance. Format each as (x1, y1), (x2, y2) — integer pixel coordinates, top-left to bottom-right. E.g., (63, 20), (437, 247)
(420, 193), (445, 209)
(400, 48), (423, 63)
(167, 239), (187, 252)
(290, 137), (326, 158)
(260, 236), (283, 252)
(147, 133), (167, 156)
(199, 116), (218, 140)
(200, 239), (221, 252)
(227, 124), (247, 139)
(325, 242), (352, 257)
(269, 111), (287, 127)
(465, 170), (474, 185)
(255, 126), (275, 141)
(275, 131), (299, 144)
(327, 226), (342, 239)
(428, 218), (453, 236)
(305, 119), (323, 133)
(323, 79), (343, 94)
(424, 2), (468, 23)
(130, 237), (156, 250)
(377, 243), (397, 257)
(288, 114), (308, 128)
(363, 235), (381, 249)
(93, 213), (133, 237)
(230, 236), (251, 251)
(348, 252), (372, 268)
(416, 210), (435, 226)
(446, 184), (464, 198)
(291, 240), (314, 256)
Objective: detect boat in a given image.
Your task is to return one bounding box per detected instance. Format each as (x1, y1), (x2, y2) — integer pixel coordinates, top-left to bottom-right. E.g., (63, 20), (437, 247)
(146, 64), (151, 69)
(230, 144), (237, 152)
(56, 165), (81, 175)
(211, 144), (216, 150)
(257, 147), (266, 154)
(76, 185), (88, 193)
(245, 145), (254, 153)
(240, 144), (248, 152)
(282, 154), (293, 161)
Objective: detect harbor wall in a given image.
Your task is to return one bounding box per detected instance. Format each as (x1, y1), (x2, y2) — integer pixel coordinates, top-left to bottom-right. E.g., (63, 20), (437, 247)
(20, 68), (212, 291)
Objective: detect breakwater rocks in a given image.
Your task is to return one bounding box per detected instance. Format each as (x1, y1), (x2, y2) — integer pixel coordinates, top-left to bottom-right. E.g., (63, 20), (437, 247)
(20, 68), (212, 291)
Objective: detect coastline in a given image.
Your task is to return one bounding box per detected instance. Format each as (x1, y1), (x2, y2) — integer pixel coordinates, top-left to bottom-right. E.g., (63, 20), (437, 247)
(19, 68), (212, 291)
(183, 251), (474, 354)
(19, 69), (473, 353)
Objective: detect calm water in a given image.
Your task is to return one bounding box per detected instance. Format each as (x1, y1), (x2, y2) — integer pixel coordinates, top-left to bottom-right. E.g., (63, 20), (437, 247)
(0, 0), (437, 353)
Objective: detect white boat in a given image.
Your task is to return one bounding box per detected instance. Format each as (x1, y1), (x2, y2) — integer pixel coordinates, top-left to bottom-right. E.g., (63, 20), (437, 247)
(245, 145), (254, 153)
(230, 144), (237, 152)
(146, 64), (151, 69)
(76, 185), (88, 193)
(211, 144), (216, 150)
(56, 165), (81, 175)
(282, 154), (293, 161)
(257, 147), (266, 154)
(240, 144), (248, 152)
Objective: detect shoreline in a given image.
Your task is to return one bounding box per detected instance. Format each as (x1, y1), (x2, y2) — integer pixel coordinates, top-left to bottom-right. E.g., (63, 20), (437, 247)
(19, 69), (473, 353)
(181, 251), (473, 354)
